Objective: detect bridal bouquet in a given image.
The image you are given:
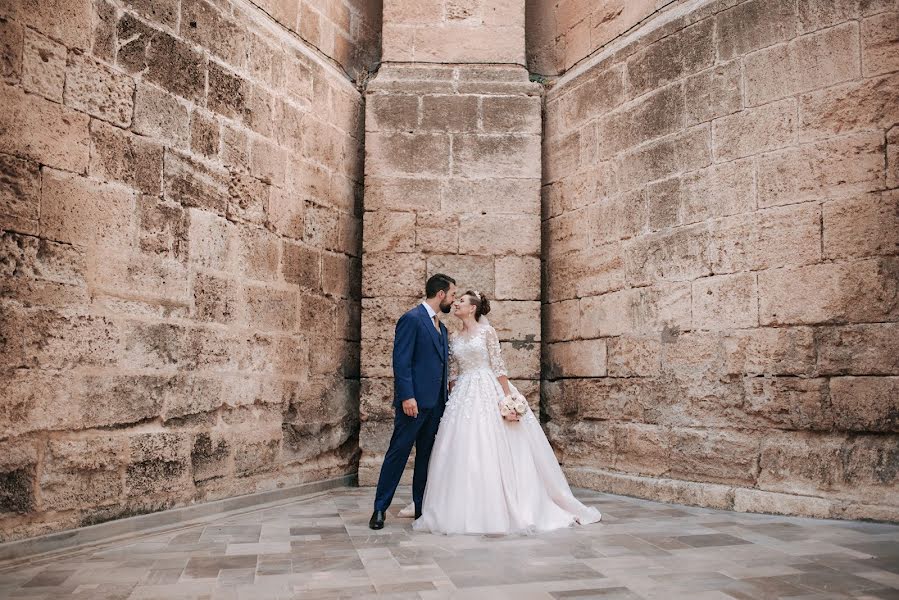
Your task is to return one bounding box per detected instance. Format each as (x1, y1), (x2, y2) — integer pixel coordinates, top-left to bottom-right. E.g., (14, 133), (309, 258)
(499, 391), (529, 422)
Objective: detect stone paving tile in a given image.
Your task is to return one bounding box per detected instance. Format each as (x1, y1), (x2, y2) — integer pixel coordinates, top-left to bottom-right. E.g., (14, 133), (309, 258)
(0, 486), (897, 599)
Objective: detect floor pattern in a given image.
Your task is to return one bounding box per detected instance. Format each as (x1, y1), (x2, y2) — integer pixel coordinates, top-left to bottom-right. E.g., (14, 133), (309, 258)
(1, 486), (897, 599)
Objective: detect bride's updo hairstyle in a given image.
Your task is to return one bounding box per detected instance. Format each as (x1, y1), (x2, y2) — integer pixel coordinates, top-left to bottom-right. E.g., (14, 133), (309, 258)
(465, 290), (491, 321)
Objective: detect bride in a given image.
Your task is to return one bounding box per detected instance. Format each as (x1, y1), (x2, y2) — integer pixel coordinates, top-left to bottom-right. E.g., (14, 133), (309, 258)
(405, 290), (601, 535)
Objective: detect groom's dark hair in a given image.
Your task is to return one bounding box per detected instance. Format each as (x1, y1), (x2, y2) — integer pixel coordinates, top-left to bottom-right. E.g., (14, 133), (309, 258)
(425, 273), (456, 298)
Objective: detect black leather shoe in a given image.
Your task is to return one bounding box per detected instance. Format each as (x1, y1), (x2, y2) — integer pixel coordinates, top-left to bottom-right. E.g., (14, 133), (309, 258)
(369, 510), (385, 530)
(414, 508), (422, 520)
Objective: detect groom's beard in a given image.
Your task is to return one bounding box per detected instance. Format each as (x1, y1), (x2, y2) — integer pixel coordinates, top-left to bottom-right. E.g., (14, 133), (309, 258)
(439, 301), (453, 314)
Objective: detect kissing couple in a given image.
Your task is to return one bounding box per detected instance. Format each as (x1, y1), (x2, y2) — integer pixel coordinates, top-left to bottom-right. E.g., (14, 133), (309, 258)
(369, 274), (602, 535)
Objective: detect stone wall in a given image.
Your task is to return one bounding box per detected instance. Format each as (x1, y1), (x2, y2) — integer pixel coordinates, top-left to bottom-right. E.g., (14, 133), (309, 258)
(542, 0), (899, 521)
(527, 0), (683, 76)
(358, 63), (543, 484)
(383, 0), (525, 64)
(252, 0), (382, 80)
(0, 0), (367, 541)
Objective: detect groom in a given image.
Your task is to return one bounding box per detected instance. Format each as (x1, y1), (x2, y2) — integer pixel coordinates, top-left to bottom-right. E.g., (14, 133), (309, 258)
(369, 273), (457, 530)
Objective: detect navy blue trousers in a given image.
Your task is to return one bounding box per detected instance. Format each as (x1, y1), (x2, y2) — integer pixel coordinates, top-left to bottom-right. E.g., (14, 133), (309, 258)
(373, 405), (443, 513)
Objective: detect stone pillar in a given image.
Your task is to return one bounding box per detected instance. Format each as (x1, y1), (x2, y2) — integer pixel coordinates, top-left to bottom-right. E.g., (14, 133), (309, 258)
(358, 0), (542, 485)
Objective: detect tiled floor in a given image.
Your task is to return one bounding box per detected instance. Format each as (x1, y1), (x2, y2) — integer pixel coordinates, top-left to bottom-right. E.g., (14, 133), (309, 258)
(1, 486), (898, 599)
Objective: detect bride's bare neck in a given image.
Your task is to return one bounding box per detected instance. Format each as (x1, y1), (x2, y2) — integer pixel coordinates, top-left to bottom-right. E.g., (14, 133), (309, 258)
(460, 316), (479, 332)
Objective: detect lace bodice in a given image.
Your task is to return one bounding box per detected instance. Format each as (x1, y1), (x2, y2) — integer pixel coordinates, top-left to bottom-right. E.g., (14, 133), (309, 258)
(448, 325), (507, 382)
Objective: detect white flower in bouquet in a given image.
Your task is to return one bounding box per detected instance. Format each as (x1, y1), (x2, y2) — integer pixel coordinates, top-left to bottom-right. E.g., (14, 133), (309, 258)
(499, 395), (520, 421)
(512, 396), (528, 416)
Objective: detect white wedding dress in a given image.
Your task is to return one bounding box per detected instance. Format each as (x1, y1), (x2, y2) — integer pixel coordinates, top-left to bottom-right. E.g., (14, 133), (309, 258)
(410, 322), (601, 535)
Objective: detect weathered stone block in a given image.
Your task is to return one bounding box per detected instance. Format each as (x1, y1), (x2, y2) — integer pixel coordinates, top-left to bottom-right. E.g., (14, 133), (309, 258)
(758, 432), (846, 496)
(712, 98), (797, 162)
(427, 254), (495, 296)
(322, 252), (359, 299)
(363, 252), (426, 297)
(361, 337), (393, 378)
(544, 299), (580, 343)
(164, 151), (229, 215)
(452, 134), (541, 178)
(281, 241), (320, 289)
(459, 213), (539, 256)
(0, 16), (22, 85)
(415, 212), (458, 253)
(92, 253), (190, 305)
(39, 168), (134, 248)
(616, 126), (711, 190)
(708, 203), (820, 274)
(365, 132), (450, 176)
(744, 377), (832, 430)
(580, 283), (692, 338)
(545, 209), (590, 257)
(692, 272), (759, 331)
(364, 211), (415, 253)
(716, 0), (797, 61)
(481, 95), (542, 134)
(830, 376), (899, 432)
(607, 336), (662, 377)
(0, 153), (40, 235)
(132, 83), (190, 148)
(669, 428), (759, 485)
(190, 109), (220, 158)
(64, 53), (135, 127)
(494, 255), (540, 301)
(90, 119), (164, 195)
(545, 245), (626, 302)
(862, 11), (899, 77)
(137, 196), (187, 260)
(799, 74), (899, 142)
(722, 326), (815, 376)
(232, 226), (280, 282)
(625, 19), (714, 98)
(744, 22), (860, 106)
(759, 258), (899, 325)
(364, 177), (441, 212)
(545, 339), (607, 378)
(79, 374), (168, 429)
(443, 178), (540, 215)
(757, 132), (884, 207)
(181, 0), (248, 67)
(488, 300), (539, 342)
(192, 431), (230, 482)
(612, 423), (669, 476)
(244, 283), (298, 332)
(823, 192), (899, 260)
(366, 93), (419, 132)
(187, 208), (231, 271)
(0, 83), (90, 173)
(588, 189), (647, 247)
(625, 224), (711, 286)
(21, 29), (65, 102)
(816, 323), (899, 376)
(558, 65), (626, 132)
(117, 14), (206, 103)
(500, 340), (540, 380)
(6, 0), (93, 50)
(227, 171), (270, 226)
(684, 60), (742, 125)
(420, 94), (478, 132)
(598, 83), (686, 160)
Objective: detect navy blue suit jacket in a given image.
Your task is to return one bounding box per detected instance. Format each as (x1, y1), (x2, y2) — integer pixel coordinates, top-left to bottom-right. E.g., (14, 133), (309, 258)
(392, 304), (448, 410)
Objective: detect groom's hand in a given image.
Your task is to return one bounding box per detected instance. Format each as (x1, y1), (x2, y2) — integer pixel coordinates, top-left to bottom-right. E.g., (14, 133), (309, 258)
(402, 398), (419, 418)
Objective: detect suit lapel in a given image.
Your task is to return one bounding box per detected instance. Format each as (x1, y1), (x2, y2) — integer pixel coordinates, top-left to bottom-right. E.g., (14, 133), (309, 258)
(419, 305), (445, 361)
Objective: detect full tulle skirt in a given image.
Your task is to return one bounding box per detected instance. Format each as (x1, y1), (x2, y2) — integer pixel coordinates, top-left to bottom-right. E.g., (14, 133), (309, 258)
(411, 367), (601, 535)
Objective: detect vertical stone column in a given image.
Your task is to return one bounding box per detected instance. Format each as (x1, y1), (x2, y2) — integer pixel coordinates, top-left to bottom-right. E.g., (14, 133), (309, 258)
(358, 0), (542, 485)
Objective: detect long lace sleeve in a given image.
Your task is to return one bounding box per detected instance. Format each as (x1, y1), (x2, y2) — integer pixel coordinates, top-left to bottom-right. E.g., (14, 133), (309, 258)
(449, 339), (459, 383)
(485, 326), (508, 378)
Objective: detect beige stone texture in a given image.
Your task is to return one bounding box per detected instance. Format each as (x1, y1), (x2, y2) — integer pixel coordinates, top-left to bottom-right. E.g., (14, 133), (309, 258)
(0, 0), (363, 541)
(538, 0), (897, 522)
